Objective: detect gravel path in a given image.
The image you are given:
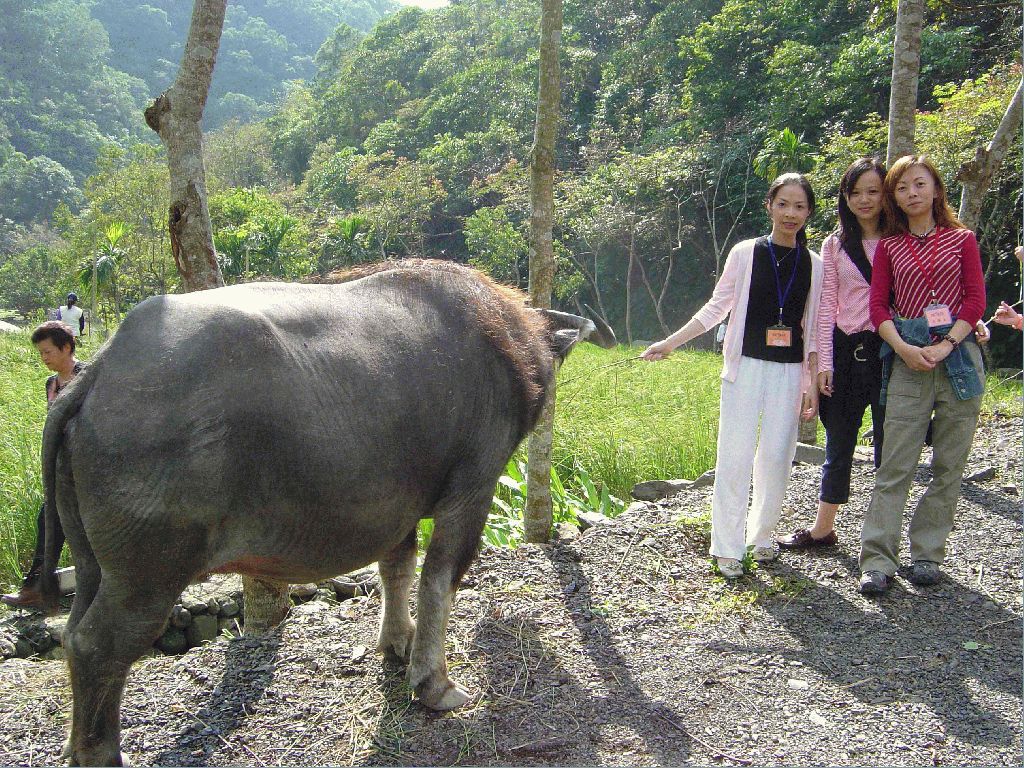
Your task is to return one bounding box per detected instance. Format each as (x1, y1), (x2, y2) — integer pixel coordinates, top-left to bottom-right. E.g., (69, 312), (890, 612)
(0, 414), (1019, 766)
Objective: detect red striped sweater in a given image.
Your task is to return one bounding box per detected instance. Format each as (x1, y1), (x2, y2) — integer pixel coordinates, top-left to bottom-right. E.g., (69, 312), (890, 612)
(869, 227), (986, 330)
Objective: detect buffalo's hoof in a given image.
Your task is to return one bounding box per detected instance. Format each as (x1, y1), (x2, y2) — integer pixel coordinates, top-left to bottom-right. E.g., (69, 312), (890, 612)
(415, 677), (475, 711)
(377, 623), (415, 665)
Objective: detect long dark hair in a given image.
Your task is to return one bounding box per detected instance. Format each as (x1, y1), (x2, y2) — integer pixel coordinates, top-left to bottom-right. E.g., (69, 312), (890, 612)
(766, 173), (816, 247)
(837, 157), (887, 262)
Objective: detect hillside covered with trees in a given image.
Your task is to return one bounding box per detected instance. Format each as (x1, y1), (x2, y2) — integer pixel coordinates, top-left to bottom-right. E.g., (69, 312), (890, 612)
(0, 0), (396, 225)
(1, 0), (1021, 363)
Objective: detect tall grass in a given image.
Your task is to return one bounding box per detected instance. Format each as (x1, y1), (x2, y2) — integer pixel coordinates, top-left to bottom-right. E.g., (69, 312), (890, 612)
(553, 344), (723, 498)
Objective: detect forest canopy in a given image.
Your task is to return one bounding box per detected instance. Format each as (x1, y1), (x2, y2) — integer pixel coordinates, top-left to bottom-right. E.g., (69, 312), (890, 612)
(0, 0), (1021, 364)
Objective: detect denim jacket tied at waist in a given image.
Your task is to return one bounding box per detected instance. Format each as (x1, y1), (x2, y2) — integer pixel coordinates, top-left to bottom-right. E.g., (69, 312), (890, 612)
(879, 315), (984, 406)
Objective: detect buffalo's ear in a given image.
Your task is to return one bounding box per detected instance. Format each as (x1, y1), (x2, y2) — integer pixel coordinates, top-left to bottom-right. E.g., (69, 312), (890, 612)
(537, 309), (617, 361)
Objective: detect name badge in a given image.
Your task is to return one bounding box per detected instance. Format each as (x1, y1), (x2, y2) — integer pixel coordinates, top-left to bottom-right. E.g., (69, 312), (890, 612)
(924, 303), (952, 328)
(766, 324), (792, 347)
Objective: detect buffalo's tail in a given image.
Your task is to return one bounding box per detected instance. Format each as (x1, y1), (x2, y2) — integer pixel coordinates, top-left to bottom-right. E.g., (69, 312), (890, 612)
(39, 361), (99, 612)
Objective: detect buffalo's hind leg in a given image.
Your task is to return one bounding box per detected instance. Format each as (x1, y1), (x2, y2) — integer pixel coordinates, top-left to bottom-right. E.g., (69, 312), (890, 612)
(407, 487), (491, 710)
(377, 527), (418, 663)
(63, 575), (184, 766)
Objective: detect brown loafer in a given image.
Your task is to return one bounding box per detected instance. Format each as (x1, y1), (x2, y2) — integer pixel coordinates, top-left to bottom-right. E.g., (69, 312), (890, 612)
(1, 585), (45, 609)
(777, 528), (838, 550)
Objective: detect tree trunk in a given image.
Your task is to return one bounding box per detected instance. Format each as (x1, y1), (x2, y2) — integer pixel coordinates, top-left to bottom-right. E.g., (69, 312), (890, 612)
(957, 78), (1023, 230)
(886, 0), (925, 165)
(144, 0), (227, 292)
(524, 0), (562, 544)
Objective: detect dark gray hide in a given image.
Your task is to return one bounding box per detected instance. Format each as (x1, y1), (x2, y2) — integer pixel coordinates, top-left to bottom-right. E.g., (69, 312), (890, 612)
(40, 260), (614, 766)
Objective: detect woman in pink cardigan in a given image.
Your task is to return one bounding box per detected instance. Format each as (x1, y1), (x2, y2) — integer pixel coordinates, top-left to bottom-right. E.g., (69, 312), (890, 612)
(643, 174), (823, 578)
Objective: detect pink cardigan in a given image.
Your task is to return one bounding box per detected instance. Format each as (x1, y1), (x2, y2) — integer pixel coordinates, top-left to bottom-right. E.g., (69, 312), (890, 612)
(692, 238), (823, 393)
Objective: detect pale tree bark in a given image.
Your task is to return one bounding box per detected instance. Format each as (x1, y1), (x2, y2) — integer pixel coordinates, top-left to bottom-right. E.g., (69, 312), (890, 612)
(146, 0), (290, 631)
(525, 0), (562, 544)
(886, 0), (925, 165)
(957, 78), (1023, 231)
(144, 0), (227, 292)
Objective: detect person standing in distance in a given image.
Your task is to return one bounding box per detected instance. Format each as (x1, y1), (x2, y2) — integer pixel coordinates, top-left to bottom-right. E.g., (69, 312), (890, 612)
(642, 173), (822, 578)
(57, 292), (85, 338)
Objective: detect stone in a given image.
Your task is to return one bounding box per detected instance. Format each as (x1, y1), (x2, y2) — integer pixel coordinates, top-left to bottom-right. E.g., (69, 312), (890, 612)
(0, 637), (16, 658)
(170, 605), (192, 628)
(324, 577), (359, 600)
(691, 470), (716, 489)
(1000, 484), (1018, 496)
(205, 597), (221, 615)
(181, 595), (208, 614)
(631, 479), (694, 501)
(555, 522), (580, 540)
(219, 598), (240, 617)
(218, 616), (241, 637)
(964, 466), (997, 482)
(793, 443), (826, 465)
(44, 617), (67, 644)
(44, 646), (66, 660)
(577, 511), (613, 531)
(185, 614), (220, 647)
(156, 628), (189, 655)
(290, 583), (318, 600)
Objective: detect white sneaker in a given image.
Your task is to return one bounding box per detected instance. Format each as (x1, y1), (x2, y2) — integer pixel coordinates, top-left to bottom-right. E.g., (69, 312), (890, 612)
(716, 557), (744, 579)
(752, 545), (778, 563)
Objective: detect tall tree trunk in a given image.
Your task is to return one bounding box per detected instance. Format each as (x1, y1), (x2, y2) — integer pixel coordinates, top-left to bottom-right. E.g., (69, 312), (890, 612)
(144, 0), (227, 292)
(146, 0), (290, 632)
(957, 78), (1023, 230)
(524, 0), (562, 544)
(886, 0), (925, 165)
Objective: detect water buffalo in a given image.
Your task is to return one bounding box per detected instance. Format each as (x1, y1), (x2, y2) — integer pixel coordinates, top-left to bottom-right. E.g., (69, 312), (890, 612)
(39, 259), (614, 765)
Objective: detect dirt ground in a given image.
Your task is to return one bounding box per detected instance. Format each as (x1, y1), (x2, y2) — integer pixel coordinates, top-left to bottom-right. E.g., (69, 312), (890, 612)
(0, 413), (1020, 767)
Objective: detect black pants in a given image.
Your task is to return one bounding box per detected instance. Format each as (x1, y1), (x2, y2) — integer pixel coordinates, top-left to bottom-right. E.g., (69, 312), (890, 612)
(818, 329), (884, 505)
(26, 503), (65, 583)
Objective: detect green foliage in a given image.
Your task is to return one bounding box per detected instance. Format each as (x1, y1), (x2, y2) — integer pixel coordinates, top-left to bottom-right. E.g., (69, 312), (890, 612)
(0, 153), (83, 223)
(753, 128), (817, 181)
(209, 188), (312, 280)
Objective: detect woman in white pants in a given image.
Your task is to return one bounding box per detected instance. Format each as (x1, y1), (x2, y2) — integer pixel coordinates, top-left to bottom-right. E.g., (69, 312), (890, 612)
(643, 174), (822, 578)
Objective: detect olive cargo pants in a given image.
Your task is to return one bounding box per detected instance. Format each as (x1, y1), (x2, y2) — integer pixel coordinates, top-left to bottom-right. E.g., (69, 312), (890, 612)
(859, 344), (983, 576)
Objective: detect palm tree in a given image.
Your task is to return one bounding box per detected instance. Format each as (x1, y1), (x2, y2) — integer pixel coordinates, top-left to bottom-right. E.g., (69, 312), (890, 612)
(81, 222), (129, 329)
(753, 128), (817, 181)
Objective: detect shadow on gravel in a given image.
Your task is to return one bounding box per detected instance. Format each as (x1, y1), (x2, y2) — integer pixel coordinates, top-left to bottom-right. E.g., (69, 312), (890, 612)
(725, 551), (1021, 750)
(153, 632), (281, 766)
(534, 542), (740, 766)
(959, 481), (1022, 524)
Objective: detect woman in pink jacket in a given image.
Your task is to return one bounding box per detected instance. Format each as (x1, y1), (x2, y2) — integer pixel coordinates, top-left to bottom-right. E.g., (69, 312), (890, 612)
(643, 174), (822, 578)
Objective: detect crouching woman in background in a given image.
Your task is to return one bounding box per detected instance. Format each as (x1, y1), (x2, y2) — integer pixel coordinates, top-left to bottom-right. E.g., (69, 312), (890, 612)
(642, 173), (822, 579)
(858, 156), (986, 595)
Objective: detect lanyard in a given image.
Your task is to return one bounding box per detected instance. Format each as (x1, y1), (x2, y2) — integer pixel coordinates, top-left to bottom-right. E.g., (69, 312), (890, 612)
(766, 238), (800, 324)
(903, 229), (940, 301)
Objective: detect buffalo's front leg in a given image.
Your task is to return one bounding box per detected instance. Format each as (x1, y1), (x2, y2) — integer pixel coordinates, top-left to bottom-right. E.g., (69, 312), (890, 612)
(376, 528), (418, 663)
(407, 489), (490, 710)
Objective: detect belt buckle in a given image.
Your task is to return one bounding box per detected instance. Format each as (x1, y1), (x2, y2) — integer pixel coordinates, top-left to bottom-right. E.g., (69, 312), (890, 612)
(853, 343), (867, 362)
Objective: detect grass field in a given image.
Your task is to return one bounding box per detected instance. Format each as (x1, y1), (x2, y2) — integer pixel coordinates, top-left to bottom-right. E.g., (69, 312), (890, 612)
(0, 331), (1019, 589)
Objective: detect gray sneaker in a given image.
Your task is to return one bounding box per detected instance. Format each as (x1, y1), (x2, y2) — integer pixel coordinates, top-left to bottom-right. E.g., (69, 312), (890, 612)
(908, 561), (941, 585)
(859, 570), (890, 595)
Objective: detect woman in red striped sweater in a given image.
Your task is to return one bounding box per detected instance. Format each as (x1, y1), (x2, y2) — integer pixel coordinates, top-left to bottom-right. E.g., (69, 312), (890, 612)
(858, 155), (986, 595)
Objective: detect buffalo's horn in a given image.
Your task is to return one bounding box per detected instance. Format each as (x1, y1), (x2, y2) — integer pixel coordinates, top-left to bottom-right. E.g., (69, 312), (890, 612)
(539, 309), (617, 349)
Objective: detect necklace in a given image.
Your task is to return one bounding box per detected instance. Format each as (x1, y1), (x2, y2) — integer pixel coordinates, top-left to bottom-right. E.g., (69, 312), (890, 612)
(768, 238), (794, 266)
(910, 224), (936, 244)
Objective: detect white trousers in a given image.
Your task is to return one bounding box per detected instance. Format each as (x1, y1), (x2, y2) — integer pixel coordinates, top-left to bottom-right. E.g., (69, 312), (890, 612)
(710, 356), (803, 560)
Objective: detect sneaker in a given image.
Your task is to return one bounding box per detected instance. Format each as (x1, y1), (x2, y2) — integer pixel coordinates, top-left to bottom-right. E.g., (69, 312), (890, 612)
(751, 545), (778, 562)
(777, 528), (838, 550)
(908, 561), (941, 586)
(716, 557), (744, 579)
(858, 570), (890, 595)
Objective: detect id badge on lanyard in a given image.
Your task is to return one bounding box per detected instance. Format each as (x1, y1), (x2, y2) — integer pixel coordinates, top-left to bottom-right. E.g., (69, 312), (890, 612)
(906, 231), (951, 329)
(766, 239), (799, 348)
